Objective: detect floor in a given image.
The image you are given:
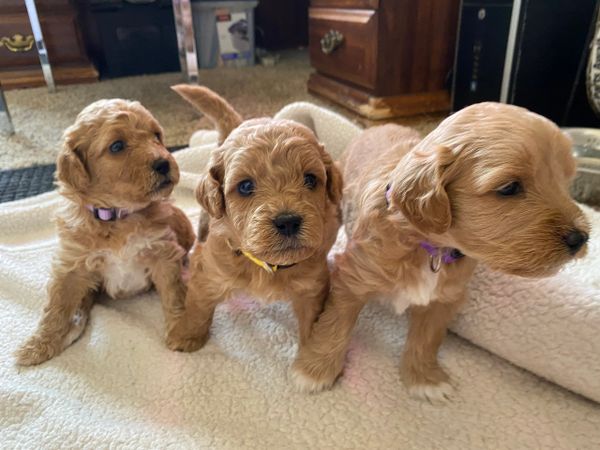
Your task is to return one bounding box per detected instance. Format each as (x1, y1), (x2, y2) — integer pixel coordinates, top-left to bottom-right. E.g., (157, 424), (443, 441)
(0, 50), (445, 171)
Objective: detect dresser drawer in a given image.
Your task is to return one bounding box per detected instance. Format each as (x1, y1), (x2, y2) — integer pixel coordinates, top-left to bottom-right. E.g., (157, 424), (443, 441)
(0, 12), (87, 68)
(0, 15), (38, 67)
(0, 0), (97, 89)
(309, 7), (378, 90)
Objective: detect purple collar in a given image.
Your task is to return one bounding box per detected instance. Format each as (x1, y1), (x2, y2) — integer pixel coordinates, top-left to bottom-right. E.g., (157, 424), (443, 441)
(420, 242), (464, 272)
(385, 183), (464, 272)
(85, 205), (131, 222)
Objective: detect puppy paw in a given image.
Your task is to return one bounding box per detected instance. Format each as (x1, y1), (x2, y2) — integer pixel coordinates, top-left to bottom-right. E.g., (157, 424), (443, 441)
(400, 360), (455, 404)
(407, 381), (455, 404)
(14, 336), (60, 366)
(62, 307), (89, 349)
(290, 358), (341, 393)
(165, 331), (208, 353)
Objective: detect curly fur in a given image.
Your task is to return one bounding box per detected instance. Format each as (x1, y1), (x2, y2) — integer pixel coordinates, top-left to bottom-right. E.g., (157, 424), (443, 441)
(292, 102), (590, 402)
(167, 86), (343, 366)
(15, 99), (195, 366)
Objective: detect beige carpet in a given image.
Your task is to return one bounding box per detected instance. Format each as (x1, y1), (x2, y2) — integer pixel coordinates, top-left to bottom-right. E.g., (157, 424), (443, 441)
(1, 50), (444, 170)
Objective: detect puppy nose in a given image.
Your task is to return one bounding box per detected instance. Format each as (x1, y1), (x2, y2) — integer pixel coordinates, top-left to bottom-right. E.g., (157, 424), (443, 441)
(273, 213), (303, 237)
(152, 159), (170, 176)
(564, 229), (588, 254)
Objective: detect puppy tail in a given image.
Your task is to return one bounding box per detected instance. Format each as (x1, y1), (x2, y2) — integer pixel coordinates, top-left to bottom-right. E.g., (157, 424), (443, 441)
(171, 84), (243, 145)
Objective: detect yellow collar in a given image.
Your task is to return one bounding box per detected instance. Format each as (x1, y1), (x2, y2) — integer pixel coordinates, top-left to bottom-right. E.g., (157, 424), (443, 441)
(240, 250), (282, 274)
(227, 239), (295, 274)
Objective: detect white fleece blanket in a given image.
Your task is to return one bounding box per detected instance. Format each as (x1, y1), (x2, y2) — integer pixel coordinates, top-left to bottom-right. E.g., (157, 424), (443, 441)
(1, 102), (599, 449)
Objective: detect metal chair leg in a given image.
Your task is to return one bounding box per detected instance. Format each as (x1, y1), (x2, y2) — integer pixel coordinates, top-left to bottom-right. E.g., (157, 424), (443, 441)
(0, 86), (14, 135)
(24, 0), (55, 92)
(172, 0), (199, 83)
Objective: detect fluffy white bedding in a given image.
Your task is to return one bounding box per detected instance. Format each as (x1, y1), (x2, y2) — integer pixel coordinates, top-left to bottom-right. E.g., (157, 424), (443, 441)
(1, 102), (599, 449)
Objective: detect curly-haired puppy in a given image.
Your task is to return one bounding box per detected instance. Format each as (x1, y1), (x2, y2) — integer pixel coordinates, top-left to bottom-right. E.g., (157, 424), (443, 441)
(15, 99), (195, 366)
(292, 102), (590, 402)
(166, 85), (343, 366)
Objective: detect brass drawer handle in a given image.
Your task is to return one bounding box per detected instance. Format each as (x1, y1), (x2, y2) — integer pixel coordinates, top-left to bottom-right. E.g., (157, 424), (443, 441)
(320, 30), (344, 54)
(0, 34), (35, 52)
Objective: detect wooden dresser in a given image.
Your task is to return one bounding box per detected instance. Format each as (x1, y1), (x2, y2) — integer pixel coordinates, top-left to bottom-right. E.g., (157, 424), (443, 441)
(0, 0), (97, 89)
(308, 0), (460, 119)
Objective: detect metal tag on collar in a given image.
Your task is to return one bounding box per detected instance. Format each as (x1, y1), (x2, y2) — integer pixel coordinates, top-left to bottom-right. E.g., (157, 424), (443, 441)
(429, 252), (442, 273)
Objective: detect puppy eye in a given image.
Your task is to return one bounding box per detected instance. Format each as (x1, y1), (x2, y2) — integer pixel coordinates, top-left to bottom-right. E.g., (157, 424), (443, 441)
(497, 181), (523, 196)
(109, 140), (125, 153)
(237, 179), (255, 197)
(304, 173), (317, 189)
(154, 132), (162, 143)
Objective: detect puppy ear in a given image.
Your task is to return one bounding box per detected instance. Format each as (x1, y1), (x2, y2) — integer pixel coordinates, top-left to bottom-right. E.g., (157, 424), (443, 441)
(195, 149), (225, 218)
(389, 145), (454, 235)
(326, 160), (343, 205)
(319, 145), (343, 204)
(558, 131), (577, 179)
(56, 128), (89, 192)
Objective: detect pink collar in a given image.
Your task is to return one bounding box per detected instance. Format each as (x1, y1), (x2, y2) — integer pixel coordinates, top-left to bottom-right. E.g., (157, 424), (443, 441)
(85, 205), (131, 222)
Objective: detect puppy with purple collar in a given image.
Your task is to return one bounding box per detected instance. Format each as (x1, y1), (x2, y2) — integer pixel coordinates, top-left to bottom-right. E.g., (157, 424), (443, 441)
(292, 102), (590, 402)
(16, 99), (194, 366)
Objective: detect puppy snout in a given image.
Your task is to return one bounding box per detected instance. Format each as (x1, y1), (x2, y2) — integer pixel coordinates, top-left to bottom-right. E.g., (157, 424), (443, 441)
(152, 158), (170, 176)
(563, 229), (588, 254)
(273, 213), (303, 237)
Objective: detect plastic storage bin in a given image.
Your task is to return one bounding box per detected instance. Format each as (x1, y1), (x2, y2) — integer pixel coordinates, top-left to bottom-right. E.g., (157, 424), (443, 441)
(191, 1), (259, 68)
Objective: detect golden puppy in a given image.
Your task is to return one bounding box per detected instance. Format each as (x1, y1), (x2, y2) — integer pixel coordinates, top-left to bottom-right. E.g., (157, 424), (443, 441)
(292, 102), (590, 402)
(166, 85), (342, 367)
(15, 99), (195, 366)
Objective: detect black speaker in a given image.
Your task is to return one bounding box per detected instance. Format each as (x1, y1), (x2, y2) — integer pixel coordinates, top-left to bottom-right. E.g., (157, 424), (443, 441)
(452, 0), (599, 126)
(78, 0), (181, 79)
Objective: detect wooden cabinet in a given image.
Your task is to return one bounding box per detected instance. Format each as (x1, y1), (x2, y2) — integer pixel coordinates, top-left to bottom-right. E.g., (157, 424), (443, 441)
(308, 0), (460, 119)
(309, 8), (378, 89)
(0, 0), (97, 89)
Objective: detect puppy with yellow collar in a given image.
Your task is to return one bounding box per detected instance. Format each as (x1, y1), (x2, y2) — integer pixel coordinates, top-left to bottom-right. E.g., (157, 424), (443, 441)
(167, 85), (343, 364)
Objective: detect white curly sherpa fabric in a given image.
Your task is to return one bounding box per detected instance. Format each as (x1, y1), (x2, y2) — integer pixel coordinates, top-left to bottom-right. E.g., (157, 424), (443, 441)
(1, 102), (599, 449)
